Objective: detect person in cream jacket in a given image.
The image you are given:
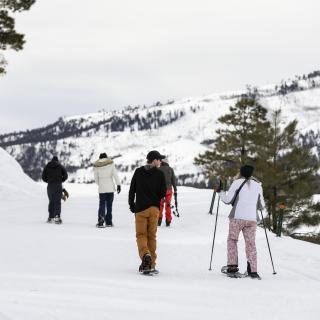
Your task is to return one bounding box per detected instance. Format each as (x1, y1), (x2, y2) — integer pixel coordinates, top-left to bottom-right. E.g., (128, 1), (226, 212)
(93, 153), (121, 227)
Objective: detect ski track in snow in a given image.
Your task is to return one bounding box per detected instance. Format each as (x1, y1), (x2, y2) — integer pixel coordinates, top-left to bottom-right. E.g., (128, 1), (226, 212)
(0, 184), (319, 320)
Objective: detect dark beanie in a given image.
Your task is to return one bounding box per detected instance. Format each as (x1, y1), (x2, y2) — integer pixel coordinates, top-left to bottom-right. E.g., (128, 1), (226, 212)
(240, 165), (254, 178)
(52, 156), (58, 161)
(99, 153), (108, 159)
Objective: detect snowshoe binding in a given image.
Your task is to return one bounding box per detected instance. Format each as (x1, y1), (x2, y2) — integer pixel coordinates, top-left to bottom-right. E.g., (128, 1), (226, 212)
(149, 268), (159, 275)
(54, 216), (62, 224)
(221, 265), (247, 279)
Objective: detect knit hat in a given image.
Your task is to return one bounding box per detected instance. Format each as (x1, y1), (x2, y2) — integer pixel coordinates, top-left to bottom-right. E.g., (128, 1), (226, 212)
(52, 156), (58, 161)
(240, 165), (254, 178)
(99, 153), (108, 159)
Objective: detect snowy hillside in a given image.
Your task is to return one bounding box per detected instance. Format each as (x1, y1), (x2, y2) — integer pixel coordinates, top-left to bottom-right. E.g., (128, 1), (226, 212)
(0, 147), (42, 201)
(1, 72), (320, 185)
(0, 183), (319, 319)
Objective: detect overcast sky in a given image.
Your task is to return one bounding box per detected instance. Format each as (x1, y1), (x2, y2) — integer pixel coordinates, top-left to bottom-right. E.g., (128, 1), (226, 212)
(0, 0), (319, 134)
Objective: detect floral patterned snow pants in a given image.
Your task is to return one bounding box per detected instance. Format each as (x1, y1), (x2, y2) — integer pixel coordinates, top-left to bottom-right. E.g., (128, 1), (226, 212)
(227, 218), (257, 272)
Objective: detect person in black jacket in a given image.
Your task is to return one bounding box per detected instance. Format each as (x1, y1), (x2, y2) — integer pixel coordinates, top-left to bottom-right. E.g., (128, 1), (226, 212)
(129, 150), (166, 274)
(42, 156), (68, 224)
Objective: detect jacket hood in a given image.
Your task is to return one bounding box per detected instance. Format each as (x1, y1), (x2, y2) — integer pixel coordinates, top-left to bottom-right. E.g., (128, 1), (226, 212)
(143, 165), (159, 174)
(47, 160), (60, 168)
(93, 158), (113, 168)
(161, 161), (170, 167)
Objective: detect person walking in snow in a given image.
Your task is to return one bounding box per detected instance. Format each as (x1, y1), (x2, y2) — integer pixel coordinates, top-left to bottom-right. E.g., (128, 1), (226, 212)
(216, 165), (266, 279)
(42, 156), (68, 224)
(158, 159), (177, 227)
(93, 153), (121, 227)
(128, 150), (167, 274)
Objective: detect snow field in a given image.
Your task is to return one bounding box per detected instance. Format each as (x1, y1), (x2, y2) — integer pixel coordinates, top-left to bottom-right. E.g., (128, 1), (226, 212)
(0, 183), (319, 320)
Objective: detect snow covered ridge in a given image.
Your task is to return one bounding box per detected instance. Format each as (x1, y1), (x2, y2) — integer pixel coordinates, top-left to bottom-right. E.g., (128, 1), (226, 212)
(0, 147), (42, 200)
(1, 71), (320, 184)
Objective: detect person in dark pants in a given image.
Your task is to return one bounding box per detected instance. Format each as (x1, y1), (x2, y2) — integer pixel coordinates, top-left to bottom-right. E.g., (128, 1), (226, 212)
(93, 153), (121, 227)
(42, 156), (68, 224)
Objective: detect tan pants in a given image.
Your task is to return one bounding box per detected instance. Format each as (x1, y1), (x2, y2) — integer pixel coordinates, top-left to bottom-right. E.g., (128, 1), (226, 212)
(135, 206), (159, 268)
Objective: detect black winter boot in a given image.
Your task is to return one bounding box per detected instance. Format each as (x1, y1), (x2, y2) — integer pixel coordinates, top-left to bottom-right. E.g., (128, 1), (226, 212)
(96, 218), (105, 228)
(249, 272), (261, 280)
(227, 265), (239, 273)
(247, 262), (261, 279)
(165, 220), (171, 227)
(247, 261), (252, 274)
(140, 253), (152, 274)
(158, 218), (162, 226)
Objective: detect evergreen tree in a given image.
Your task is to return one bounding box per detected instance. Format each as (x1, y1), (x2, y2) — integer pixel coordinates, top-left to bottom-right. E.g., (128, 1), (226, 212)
(194, 97), (270, 180)
(255, 110), (320, 233)
(0, 0), (36, 74)
(195, 100), (320, 234)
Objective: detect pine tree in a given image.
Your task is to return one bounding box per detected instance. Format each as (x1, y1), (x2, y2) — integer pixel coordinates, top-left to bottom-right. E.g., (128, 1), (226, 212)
(0, 0), (36, 74)
(255, 110), (320, 233)
(194, 97), (270, 181)
(195, 100), (320, 235)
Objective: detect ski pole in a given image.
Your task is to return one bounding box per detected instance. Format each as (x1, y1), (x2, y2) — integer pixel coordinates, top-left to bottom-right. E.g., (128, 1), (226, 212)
(174, 192), (180, 217)
(208, 190), (216, 215)
(259, 210), (277, 275)
(209, 195), (220, 271)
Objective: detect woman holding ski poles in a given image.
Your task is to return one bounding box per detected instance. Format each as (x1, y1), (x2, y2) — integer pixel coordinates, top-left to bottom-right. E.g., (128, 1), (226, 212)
(216, 165), (266, 279)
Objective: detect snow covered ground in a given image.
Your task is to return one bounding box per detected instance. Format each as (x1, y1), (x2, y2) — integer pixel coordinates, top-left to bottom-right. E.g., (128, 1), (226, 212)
(0, 182), (319, 320)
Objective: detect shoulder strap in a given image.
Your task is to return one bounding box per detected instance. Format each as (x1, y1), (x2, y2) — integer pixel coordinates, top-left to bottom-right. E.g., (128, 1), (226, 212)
(231, 179), (248, 206)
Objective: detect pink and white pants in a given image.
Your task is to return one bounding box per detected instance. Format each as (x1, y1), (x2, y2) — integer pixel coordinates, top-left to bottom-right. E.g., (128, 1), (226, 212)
(227, 218), (257, 272)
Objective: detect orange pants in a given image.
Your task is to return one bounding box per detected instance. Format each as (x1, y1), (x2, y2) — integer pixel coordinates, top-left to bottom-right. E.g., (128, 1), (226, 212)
(159, 188), (173, 222)
(135, 206), (159, 268)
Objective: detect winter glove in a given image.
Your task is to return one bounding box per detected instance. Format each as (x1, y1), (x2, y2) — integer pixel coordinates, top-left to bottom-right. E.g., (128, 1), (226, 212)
(129, 204), (135, 213)
(117, 185), (121, 194)
(215, 179), (223, 193)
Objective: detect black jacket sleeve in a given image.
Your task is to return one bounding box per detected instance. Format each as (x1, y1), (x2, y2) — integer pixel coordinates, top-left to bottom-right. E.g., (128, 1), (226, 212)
(42, 165), (48, 183)
(61, 165), (68, 182)
(128, 170), (137, 207)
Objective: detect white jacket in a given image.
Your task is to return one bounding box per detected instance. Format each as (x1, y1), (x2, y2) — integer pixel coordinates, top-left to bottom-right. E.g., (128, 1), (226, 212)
(93, 158), (121, 193)
(220, 178), (266, 222)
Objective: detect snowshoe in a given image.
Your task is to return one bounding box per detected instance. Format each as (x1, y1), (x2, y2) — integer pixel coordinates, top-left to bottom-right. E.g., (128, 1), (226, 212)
(47, 218), (54, 223)
(227, 271), (247, 278)
(96, 218), (105, 228)
(150, 268), (159, 275)
(54, 216), (62, 224)
(221, 265), (239, 274)
(221, 265), (247, 278)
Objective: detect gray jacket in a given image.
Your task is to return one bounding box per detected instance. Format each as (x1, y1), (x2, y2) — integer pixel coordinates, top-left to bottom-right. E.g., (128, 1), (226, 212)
(158, 162), (177, 192)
